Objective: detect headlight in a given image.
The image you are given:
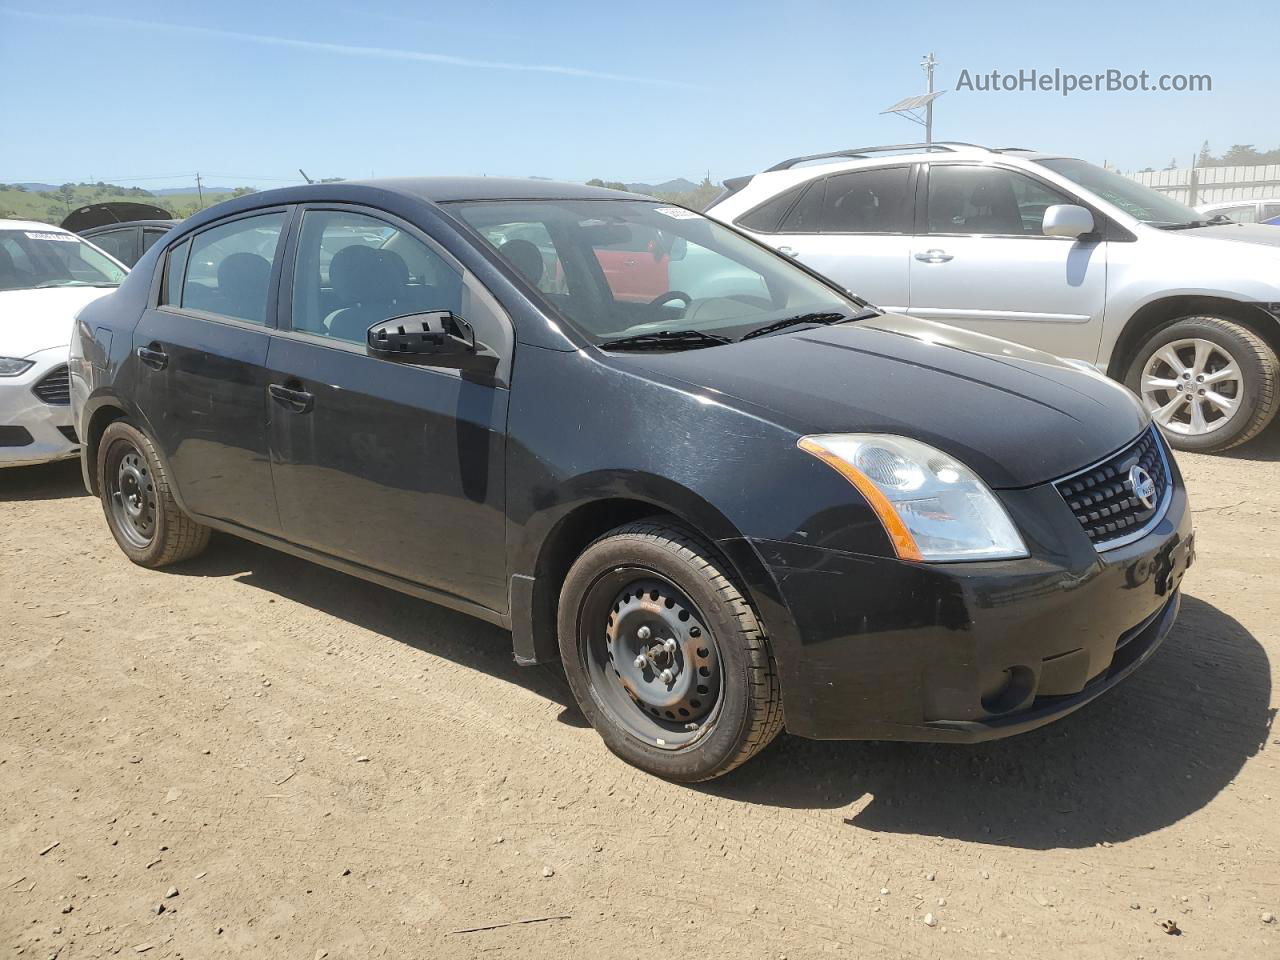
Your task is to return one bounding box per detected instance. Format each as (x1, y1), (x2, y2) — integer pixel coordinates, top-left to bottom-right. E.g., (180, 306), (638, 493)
(798, 434), (1028, 562)
(0, 357), (34, 377)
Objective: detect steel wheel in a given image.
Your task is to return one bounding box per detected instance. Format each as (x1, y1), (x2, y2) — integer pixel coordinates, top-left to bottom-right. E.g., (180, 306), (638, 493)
(581, 569), (723, 750)
(106, 444), (157, 549)
(1140, 337), (1243, 438)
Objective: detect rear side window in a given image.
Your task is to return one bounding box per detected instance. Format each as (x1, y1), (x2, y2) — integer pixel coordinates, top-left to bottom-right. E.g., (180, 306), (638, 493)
(290, 210), (463, 345)
(163, 240), (190, 306)
(141, 229), (169, 254)
(179, 212), (286, 324)
(1262, 203), (1280, 222)
(778, 180), (826, 232)
(1224, 205), (1258, 224)
(736, 184), (803, 233)
(820, 168), (912, 233)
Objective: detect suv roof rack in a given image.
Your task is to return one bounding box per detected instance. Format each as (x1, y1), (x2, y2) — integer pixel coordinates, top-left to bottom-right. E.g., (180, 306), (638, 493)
(764, 142), (990, 172)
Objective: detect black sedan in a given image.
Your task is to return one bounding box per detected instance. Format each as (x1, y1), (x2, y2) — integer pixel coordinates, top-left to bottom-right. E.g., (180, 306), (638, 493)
(68, 177), (1194, 781)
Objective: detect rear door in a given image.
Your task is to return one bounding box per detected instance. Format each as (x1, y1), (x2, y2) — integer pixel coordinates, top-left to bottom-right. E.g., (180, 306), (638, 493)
(266, 206), (512, 613)
(132, 209), (288, 534)
(740, 167), (914, 312)
(907, 163), (1108, 361)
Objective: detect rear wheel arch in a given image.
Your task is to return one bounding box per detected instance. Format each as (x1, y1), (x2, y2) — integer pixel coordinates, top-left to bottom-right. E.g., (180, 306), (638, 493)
(84, 404), (129, 495)
(1107, 296), (1280, 380)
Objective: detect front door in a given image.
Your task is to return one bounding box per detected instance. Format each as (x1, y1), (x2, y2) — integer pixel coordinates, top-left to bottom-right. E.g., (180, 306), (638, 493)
(266, 207), (511, 613)
(907, 163), (1108, 362)
(132, 209), (289, 534)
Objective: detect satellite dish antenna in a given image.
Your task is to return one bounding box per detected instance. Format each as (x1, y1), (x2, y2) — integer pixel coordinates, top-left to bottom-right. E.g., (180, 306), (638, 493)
(882, 53), (944, 144)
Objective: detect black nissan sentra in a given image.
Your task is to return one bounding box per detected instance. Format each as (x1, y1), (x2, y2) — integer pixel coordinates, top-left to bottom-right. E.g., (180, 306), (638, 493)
(69, 178), (1194, 781)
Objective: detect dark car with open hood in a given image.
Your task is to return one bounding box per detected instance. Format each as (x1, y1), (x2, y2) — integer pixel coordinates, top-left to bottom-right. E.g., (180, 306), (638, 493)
(69, 177), (1194, 781)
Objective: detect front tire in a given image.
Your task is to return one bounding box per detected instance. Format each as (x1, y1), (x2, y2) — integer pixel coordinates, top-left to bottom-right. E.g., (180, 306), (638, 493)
(557, 521), (783, 782)
(1124, 316), (1278, 453)
(97, 420), (210, 567)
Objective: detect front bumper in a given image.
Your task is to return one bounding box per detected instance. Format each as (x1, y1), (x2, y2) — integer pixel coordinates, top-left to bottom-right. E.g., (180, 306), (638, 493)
(749, 472), (1194, 741)
(0, 347), (78, 468)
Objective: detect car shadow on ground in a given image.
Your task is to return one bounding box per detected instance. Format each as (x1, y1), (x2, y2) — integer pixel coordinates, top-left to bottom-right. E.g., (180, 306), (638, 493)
(1220, 420), (1280, 462)
(701, 594), (1274, 849)
(170, 533), (590, 727)
(0, 459), (89, 501)
(167, 538), (1270, 850)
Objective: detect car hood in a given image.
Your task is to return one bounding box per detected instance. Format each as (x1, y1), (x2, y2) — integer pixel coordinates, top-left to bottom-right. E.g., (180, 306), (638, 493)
(0, 287), (116, 356)
(1175, 223), (1280, 248)
(617, 313), (1149, 489)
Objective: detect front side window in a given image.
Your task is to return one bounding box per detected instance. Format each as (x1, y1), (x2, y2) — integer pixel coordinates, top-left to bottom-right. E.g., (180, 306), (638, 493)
(179, 213), (286, 324)
(0, 228), (127, 291)
(1222, 205), (1258, 224)
(1262, 202), (1280, 222)
(927, 165), (1071, 236)
(453, 199), (859, 345)
(820, 167), (912, 233)
(291, 210), (463, 345)
(87, 229), (136, 265)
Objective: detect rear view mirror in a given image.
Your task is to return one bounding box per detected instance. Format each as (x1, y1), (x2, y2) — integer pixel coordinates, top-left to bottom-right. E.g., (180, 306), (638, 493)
(1042, 204), (1096, 239)
(667, 236), (688, 261)
(367, 311), (497, 373)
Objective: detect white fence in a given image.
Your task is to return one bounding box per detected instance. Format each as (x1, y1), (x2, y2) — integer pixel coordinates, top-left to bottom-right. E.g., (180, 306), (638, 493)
(1125, 164), (1280, 206)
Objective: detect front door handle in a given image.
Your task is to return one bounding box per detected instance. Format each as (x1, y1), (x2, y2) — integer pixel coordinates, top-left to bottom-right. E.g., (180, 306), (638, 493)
(777, 246), (801, 258)
(136, 346), (168, 370)
(914, 249), (954, 263)
(268, 383), (314, 414)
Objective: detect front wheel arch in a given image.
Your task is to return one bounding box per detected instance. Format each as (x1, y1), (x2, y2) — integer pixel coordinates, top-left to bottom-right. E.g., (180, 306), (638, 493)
(1107, 296), (1280, 380)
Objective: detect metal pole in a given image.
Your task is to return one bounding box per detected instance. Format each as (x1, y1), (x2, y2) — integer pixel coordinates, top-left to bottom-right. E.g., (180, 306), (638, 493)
(922, 53), (937, 144)
(195, 172), (204, 209)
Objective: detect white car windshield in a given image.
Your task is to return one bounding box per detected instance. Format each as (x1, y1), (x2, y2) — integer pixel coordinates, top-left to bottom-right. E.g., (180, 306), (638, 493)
(1038, 158), (1207, 228)
(0, 228), (127, 291)
(452, 198), (866, 347)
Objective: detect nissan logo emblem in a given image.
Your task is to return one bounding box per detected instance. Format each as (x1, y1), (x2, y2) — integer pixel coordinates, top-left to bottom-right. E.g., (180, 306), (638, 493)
(1129, 465), (1157, 510)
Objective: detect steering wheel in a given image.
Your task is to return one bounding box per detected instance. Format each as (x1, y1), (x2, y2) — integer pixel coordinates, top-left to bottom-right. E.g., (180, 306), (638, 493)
(648, 290), (693, 309)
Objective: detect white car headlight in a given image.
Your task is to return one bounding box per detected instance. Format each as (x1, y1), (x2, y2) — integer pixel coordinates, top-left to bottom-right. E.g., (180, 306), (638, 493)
(798, 434), (1028, 562)
(0, 356), (34, 377)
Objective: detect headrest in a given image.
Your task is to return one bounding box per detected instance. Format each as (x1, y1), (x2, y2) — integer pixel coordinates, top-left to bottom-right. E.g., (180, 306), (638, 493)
(499, 239), (544, 286)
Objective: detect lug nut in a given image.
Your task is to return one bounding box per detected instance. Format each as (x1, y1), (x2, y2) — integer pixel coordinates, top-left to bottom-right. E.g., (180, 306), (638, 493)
(633, 655), (647, 669)
(659, 669), (675, 685)
(662, 638), (678, 653)
(637, 626), (651, 641)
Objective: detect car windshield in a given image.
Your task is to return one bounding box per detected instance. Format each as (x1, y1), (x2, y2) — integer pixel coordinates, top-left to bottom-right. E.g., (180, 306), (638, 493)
(1037, 158), (1206, 227)
(450, 199), (863, 346)
(0, 228), (127, 291)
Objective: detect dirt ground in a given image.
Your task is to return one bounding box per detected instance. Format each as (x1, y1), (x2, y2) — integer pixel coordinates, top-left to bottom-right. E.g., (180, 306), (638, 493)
(2, 430), (1278, 960)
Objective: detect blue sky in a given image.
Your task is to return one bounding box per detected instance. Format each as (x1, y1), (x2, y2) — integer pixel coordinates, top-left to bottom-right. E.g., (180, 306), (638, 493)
(2, 0), (1275, 190)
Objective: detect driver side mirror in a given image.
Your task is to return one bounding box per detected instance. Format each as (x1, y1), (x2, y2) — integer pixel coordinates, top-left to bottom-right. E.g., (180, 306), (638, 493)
(1042, 204), (1096, 239)
(366, 311), (498, 373)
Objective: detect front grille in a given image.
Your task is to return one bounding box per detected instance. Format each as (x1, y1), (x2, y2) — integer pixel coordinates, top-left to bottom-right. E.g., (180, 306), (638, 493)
(1054, 426), (1171, 550)
(32, 365), (71, 405)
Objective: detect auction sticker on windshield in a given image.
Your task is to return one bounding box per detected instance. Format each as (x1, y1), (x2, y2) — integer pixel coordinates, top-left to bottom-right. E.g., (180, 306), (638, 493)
(652, 207), (703, 220)
(25, 231), (78, 242)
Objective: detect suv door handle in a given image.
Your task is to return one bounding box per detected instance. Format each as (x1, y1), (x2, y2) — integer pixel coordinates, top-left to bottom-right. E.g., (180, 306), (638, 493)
(914, 249), (954, 263)
(135, 346), (168, 370)
(777, 246), (801, 258)
(268, 383), (314, 414)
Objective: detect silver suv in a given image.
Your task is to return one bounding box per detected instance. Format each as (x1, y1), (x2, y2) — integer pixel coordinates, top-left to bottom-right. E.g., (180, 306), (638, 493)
(707, 142), (1280, 452)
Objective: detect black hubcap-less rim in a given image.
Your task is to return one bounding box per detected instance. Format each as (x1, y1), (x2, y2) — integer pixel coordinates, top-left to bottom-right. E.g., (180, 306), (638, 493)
(580, 568), (723, 750)
(108, 444), (157, 548)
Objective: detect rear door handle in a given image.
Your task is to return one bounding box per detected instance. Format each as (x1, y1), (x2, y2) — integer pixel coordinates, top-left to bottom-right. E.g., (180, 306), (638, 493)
(914, 249), (954, 263)
(136, 346), (168, 370)
(777, 246), (801, 258)
(268, 383), (314, 414)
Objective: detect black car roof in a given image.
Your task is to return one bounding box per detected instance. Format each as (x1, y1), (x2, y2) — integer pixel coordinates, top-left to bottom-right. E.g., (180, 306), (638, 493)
(345, 176), (651, 203)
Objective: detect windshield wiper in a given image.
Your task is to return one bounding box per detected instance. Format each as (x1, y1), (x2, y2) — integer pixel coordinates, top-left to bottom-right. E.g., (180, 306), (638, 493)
(1155, 220), (1214, 230)
(597, 329), (733, 351)
(739, 308), (877, 341)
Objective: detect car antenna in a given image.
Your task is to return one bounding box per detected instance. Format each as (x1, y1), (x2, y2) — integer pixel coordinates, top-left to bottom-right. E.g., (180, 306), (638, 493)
(298, 168), (315, 184)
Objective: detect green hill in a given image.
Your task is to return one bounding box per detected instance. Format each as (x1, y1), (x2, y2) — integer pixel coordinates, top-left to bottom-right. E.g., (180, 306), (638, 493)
(0, 182), (255, 226)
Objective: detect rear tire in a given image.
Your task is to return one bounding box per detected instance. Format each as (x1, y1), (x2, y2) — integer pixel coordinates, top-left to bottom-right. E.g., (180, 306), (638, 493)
(97, 420), (210, 567)
(1124, 316), (1278, 453)
(557, 520), (783, 782)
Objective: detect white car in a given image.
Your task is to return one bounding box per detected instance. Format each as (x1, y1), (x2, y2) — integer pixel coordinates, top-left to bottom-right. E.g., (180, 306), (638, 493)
(1, 220), (127, 467)
(708, 142), (1280, 452)
(1196, 198), (1280, 226)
